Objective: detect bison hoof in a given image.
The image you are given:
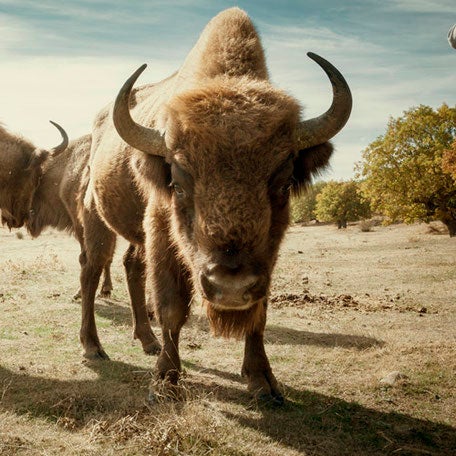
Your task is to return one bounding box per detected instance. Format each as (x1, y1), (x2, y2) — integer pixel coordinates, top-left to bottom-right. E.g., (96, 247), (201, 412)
(83, 348), (110, 360)
(156, 368), (180, 385)
(149, 376), (184, 402)
(98, 290), (112, 298)
(72, 289), (82, 300)
(258, 391), (285, 407)
(143, 340), (161, 355)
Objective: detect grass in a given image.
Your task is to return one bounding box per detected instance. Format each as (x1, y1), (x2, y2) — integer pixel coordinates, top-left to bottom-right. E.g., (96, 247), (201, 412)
(0, 224), (455, 455)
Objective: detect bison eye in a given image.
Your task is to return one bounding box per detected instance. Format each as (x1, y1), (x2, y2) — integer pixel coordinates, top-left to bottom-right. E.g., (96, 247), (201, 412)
(279, 181), (293, 196)
(172, 182), (186, 198)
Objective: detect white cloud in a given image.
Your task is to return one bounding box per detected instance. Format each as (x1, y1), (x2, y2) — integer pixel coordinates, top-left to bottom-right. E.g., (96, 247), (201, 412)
(386, 0), (455, 14)
(0, 56), (177, 148)
(0, 14), (33, 51)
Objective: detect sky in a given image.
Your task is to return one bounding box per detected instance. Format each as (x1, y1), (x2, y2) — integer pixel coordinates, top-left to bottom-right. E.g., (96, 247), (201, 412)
(0, 0), (455, 179)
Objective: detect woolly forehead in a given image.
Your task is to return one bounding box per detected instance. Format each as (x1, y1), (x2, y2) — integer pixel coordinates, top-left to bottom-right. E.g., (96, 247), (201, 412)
(164, 78), (301, 178)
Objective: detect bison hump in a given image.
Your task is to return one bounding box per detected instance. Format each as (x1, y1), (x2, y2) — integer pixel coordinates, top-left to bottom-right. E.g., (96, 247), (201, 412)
(178, 7), (269, 82)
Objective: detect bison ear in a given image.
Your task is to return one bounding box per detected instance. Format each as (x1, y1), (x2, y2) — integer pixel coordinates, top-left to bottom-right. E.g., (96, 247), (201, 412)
(292, 141), (333, 196)
(26, 149), (50, 171)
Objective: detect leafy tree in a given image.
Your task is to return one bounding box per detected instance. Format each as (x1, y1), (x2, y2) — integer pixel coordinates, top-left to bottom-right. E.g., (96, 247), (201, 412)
(314, 180), (371, 228)
(442, 140), (456, 181)
(357, 104), (456, 236)
(290, 181), (326, 223)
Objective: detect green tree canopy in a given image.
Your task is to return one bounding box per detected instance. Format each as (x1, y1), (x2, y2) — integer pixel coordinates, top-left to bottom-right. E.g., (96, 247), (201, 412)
(315, 180), (371, 228)
(357, 104), (456, 236)
(290, 181), (327, 223)
(443, 139), (456, 181)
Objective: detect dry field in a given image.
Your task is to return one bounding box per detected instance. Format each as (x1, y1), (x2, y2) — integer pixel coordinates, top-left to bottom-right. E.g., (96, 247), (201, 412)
(0, 222), (455, 455)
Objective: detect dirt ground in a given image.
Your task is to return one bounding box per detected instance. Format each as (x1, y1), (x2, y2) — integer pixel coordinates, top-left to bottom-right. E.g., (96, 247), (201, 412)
(0, 222), (455, 455)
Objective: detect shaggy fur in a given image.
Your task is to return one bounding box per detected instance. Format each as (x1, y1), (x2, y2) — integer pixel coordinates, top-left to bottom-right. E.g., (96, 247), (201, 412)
(206, 299), (266, 340)
(79, 7), (349, 401)
(0, 128), (113, 296)
(0, 124), (46, 228)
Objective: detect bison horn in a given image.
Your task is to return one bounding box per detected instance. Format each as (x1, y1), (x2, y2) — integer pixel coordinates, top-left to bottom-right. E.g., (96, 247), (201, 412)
(113, 64), (167, 157)
(297, 53), (352, 148)
(49, 121), (69, 157)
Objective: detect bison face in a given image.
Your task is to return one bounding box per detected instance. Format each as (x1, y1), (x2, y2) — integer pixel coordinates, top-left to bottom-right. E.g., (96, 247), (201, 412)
(168, 152), (295, 311)
(112, 54), (351, 316)
(0, 149), (47, 229)
(0, 121), (68, 230)
(167, 139), (334, 312)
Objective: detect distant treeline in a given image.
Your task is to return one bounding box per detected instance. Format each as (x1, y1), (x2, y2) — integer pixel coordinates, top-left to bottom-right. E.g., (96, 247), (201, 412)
(291, 103), (456, 237)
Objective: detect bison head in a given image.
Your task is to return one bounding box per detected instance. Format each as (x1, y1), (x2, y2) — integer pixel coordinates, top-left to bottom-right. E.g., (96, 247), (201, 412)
(0, 121), (68, 229)
(113, 53), (351, 333)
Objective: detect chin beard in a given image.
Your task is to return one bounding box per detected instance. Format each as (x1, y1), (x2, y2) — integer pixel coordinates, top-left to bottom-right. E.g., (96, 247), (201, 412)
(204, 298), (266, 339)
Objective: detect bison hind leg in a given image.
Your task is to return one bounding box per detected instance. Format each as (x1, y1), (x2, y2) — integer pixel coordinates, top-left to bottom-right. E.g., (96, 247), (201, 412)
(99, 260), (114, 298)
(123, 244), (161, 355)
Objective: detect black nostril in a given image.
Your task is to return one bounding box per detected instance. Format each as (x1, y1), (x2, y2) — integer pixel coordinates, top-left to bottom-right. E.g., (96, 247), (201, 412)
(224, 247), (237, 256)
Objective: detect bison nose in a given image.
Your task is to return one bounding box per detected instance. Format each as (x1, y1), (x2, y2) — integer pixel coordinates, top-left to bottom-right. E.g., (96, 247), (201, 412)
(200, 263), (259, 309)
(11, 215), (22, 228)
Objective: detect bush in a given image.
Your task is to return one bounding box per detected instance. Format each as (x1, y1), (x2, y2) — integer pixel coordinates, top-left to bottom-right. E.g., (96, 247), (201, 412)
(290, 181), (327, 224)
(315, 180), (372, 228)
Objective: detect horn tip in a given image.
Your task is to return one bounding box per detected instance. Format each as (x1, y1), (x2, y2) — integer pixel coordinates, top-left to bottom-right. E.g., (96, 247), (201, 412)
(307, 52), (323, 64)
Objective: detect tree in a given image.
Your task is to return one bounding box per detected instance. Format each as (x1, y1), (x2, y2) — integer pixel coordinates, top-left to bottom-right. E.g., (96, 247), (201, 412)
(290, 181), (326, 223)
(357, 104), (456, 236)
(315, 180), (371, 228)
(442, 140), (456, 181)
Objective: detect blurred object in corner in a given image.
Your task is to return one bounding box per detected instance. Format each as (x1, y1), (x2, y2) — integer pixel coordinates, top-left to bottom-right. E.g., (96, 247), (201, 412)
(448, 24), (456, 49)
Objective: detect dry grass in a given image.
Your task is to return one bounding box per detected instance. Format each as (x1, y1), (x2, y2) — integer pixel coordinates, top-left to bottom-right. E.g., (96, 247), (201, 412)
(0, 223), (455, 455)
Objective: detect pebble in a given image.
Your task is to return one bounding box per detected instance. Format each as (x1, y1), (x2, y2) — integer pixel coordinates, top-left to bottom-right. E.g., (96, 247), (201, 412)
(380, 371), (408, 385)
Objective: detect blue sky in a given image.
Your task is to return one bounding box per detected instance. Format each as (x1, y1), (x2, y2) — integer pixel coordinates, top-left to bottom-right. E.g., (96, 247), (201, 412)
(0, 0), (454, 179)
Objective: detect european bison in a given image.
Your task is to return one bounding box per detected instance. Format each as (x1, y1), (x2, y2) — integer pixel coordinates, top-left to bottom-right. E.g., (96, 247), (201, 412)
(0, 125), (113, 297)
(80, 7), (352, 403)
(0, 121), (68, 228)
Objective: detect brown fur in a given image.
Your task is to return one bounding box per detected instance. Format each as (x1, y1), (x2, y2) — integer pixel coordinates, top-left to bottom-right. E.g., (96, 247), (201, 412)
(80, 8), (345, 401)
(0, 128), (113, 297)
(0, 124), (46, 228)
(206, 299), (266, 339)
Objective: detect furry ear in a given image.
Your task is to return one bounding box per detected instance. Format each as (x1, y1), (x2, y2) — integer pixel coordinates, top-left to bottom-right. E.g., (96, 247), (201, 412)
(292, 142), (334, 195)
(26, 149), (50, 171)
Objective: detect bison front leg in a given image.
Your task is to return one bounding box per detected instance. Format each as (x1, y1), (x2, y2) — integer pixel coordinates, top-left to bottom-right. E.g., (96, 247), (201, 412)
(79, 208), (116, 359)
(153, 254), (192, 385)
(241, 306), (283, 405)
(146, 212), (192, 385)
(123, 244), (160, 355)
(72, 262), (113, 300)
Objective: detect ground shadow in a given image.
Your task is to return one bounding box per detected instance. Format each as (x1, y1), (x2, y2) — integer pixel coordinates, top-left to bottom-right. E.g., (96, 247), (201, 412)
(94, 298), (133, 326)
(0, 360), (454, 455)
(265, 325), (384, 349)
(92, 302), (383, 350)
(184, 364), (455, 456)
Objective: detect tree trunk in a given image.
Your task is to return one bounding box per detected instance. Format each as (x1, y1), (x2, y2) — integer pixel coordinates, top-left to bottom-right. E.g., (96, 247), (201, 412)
(440, 214), (456, 237)
(443, 219), (456, 237)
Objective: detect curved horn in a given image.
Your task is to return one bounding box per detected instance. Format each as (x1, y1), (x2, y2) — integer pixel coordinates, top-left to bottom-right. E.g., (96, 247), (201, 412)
(297, 52), (352, 148)
(113, 64), (167, 156)
(49, 121), (69, 157)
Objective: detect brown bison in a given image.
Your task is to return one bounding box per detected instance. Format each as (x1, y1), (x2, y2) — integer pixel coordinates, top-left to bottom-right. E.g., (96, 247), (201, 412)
(80, 7), (352, 403)
(0, 121), (68, 229)
(0, 125), (113, 297)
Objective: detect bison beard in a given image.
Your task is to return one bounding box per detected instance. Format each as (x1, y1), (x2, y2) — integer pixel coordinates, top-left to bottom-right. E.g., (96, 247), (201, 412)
(205, 298), (266, 339)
